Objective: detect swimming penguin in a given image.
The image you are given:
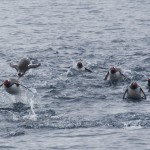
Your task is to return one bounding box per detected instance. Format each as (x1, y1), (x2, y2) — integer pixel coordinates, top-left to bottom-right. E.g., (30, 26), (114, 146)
(104, 67), (125, 82)
(76, 62), (92, 73)
(0, 78), (31, 95)
(9, 58), (41, 79)
(123, 82), (146, 100)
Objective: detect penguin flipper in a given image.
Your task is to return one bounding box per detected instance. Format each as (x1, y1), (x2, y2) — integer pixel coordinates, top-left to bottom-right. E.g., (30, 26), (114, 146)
(9, 78), (31, 92)
(28, 63), (41, 69)
(140, 88), (147, 99)
(123, 89), (128, 99)
(85, 67), (92, 73)
(117, 70), (126, 79)
(9, 63), (18, 71)
(18, 83), (32, 92)
(104, 72), (109, 80)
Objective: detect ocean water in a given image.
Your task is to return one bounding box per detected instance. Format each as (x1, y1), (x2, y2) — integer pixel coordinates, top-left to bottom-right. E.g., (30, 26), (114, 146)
(0, 0), (150, 149)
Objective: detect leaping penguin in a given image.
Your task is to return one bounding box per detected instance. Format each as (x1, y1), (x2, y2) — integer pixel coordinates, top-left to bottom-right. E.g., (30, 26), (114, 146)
(9, 58), (41, 79)
(0, 78), (32, 95)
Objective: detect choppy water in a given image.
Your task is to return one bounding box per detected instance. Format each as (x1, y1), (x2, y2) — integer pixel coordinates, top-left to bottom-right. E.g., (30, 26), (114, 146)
(0, 0), (150, 149)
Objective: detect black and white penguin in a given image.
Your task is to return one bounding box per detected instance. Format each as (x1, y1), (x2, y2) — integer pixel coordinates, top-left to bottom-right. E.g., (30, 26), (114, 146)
(0, 78), (31, 95)
(123, 82), (146, 100)
(104, 67), (125, 82)
(10, 58), (41, 78)
(76, 62), (92, 73)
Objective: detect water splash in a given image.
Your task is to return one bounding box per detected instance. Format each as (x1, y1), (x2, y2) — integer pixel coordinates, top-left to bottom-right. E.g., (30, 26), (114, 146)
(0, 86), (38, 121)
(22, 88), (38, 121)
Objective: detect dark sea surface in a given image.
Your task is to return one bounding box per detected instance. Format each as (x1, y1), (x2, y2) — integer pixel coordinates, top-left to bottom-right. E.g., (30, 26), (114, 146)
(0, 0), (150, 149)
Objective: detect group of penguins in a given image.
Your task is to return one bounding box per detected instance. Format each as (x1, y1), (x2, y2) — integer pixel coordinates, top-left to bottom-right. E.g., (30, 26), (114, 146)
(0, 57), (149, 109)
(0, 58), (41, 99)
(76, 61), (149, 100)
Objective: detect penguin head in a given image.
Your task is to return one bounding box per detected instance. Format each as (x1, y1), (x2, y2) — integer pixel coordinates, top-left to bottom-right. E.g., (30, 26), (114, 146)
(18, 72), (24, 78)
(77, 62), (83, 69)
(130, 82), (138, 89)
(110, 67), (116, 74)
(3, 80), (10, 88)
